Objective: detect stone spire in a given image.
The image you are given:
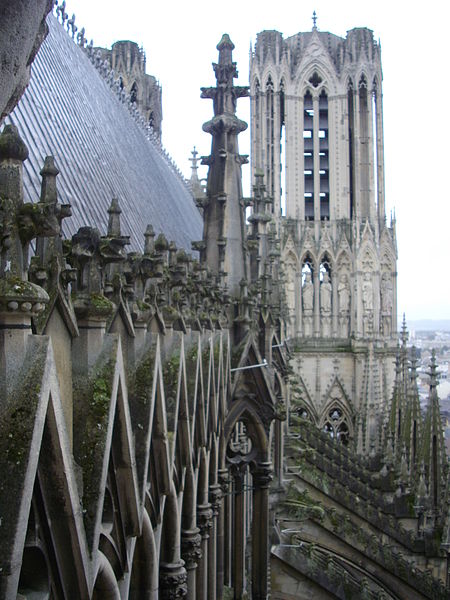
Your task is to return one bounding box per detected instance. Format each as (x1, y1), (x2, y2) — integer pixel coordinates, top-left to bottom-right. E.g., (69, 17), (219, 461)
(199, 34), (249, 296)
(402, 347), (422, 472)
(188, 146), (206, 206)
(247, 169), (272, 283)
(420, 350), (446, 511)
(387, 349), (405, 460)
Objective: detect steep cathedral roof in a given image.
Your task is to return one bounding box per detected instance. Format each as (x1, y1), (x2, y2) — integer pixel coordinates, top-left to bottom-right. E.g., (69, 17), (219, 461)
(6, 14), (202, 253)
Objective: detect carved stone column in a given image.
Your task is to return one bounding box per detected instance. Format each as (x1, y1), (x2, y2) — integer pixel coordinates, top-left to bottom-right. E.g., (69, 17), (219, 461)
(180, 528), (202, 600)
(196, 502), (213, 600)
(216, 468), (229, 596)
(251, 462), (272, 600)
(159, 561), (187, 600)
(208, 483), (222, 600)
(233, 470), (246, 598)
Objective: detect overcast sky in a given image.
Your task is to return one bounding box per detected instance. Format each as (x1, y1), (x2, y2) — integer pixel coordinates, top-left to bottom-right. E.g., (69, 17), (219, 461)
(58, 0), (449, 322)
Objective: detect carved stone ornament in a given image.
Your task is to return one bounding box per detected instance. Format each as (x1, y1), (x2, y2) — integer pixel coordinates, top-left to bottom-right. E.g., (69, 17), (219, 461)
(209, 483), (222, 516)
(252, 461), (273, 489)
(180, 530), (202, 569)
(196, 504), (213, 537)
(159, 561), (187, 599)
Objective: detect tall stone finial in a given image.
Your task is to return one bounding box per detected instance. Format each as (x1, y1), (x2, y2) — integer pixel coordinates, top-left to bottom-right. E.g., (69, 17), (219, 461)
(144, 224), (155, 255)
(387, 346), (405, 460)
(34, 155), (72, 268)
(0, 126), (49, 398)
(419, 349), (446, 511)
(401, 345), (422, 471)
(312, 10), (318, 30)
(107, 198), (122, 236)
(428, 349), (439, 389)
(189, 147), (206, 206)
(400, 313), (408, 347)
(200, 36), (249, 296)
(189, 146), (200, 174)
(0, 125), (32, 277)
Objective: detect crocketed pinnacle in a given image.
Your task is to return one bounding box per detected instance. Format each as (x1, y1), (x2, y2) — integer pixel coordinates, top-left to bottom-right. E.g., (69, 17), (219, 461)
(199, 36), (249, 296)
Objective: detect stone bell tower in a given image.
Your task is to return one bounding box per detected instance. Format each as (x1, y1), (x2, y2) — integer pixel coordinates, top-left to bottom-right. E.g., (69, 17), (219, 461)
(250, 17), (398, 453)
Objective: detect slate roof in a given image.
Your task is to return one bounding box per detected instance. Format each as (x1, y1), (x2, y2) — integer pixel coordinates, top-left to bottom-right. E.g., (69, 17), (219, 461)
(7, 14), (203, 253)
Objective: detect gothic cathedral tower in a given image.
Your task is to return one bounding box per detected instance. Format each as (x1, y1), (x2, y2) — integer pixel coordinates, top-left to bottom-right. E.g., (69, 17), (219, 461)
(250, 20), (398, 453)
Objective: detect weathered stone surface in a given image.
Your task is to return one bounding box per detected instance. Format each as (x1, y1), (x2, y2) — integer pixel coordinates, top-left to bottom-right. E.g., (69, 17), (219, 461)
(0, 0), (52, 121)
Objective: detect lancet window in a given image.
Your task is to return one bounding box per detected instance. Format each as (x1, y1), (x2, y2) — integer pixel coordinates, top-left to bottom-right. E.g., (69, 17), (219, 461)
(279, 79), (286, 214)
(301, 255), (314, 286)
(319, 90), (329, 220)
(319, 256), (332, 328)
(265, 77), (275, 202)
(301, 255), (314, 336)
(303, 83), (330, 220)
(303, 90), (314, 220)
(359, 75), (370, 213)
(130, 81), (138, 103)
(347, 80), (355, 218)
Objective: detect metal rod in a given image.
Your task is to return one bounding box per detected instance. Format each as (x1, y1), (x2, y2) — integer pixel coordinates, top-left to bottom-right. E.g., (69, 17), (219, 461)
(230, 359), (268, 372)
(272, 338), (291, 348)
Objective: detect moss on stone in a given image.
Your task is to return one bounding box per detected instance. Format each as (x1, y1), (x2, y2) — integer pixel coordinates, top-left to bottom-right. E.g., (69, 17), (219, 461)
(89, 293), (114, 313)
(71, 291), (114, 319)
(0, 275), (48, 300)
(132, 348), (156, 408)
(0, 338), (47, 559)
(185, 343), (199, 401)
(163, 351), (181, 432)
(74, 351), (116, 547)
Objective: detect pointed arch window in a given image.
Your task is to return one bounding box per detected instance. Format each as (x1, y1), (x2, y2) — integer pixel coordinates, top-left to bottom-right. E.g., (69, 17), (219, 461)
(254, 78), (261, 132)
(301, 254), (314, 285)
(130, 81), (138, 103)
(322, 405), (349, 445)
(301, 254), (315, 318)
(319, 255), (332, 316)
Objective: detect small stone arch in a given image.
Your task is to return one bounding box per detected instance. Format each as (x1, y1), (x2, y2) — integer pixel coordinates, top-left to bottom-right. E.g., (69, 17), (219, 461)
(296, 57), (338, 96)
(130, 81), (138, 103)
(252, 75), (261, 92)
(319, 399), (353, 445)
(92, 552), (121, 600)
(318, 252), (333, 334)
(372, 75), (380, 95)
(358, 72), (368, 89)
(300, 251), (317, 276)
(159, 481), (187, 598)
(318, 250), (333, 273)
(223, 403), (271, 598)
(129, 510), (158, 599)
(264, 73), (275, 92)
(290, 376), (318, 427)
(336, 248), (352, 273)
(225, 404), (269, 460)
(283, 250), (299, 315)
(357, 243), (378, 273)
